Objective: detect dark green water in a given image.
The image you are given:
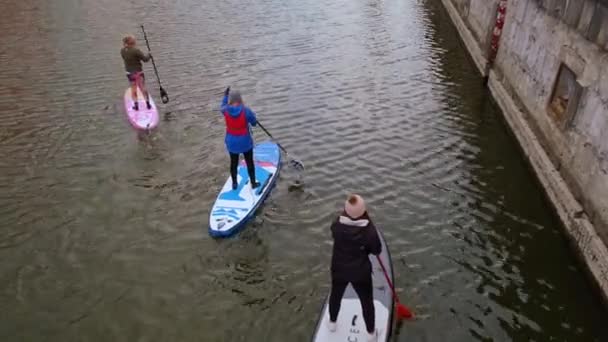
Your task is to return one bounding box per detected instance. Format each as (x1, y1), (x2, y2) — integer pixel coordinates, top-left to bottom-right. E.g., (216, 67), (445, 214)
(0, 0), (606, 341)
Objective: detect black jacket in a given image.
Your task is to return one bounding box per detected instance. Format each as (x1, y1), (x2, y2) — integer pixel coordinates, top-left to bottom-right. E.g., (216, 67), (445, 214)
(330, 212), (382, 282)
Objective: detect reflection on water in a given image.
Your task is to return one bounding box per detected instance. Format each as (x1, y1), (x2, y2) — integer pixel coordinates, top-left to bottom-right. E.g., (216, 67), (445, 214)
(0, 0), (607, 341)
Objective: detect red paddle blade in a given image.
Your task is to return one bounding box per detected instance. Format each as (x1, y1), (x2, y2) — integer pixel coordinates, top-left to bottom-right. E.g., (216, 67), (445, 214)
(396, 303), (414, 320)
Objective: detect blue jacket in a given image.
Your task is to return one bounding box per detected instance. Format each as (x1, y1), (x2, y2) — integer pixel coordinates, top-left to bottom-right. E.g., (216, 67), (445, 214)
(220, 95), (257, 154)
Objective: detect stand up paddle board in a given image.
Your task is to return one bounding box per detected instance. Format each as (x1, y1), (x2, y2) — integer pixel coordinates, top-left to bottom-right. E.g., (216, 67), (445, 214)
(124, 87), (159, 131)
(209, 141), (281, 238)
(312, 228), (394, 342)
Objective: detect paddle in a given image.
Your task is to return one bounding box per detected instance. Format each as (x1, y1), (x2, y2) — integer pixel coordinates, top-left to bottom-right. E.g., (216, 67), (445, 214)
(376, 255), (414, 320)
(256, 121), (304, 171)
(140, 25), (169, 104)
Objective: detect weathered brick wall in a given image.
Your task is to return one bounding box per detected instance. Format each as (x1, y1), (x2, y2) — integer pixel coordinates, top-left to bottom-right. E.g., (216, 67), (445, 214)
(448, 0), (499, 59)
(494, 0), (608, 243)
(466, 0), (499, 50)
(442, 0), (608, 306)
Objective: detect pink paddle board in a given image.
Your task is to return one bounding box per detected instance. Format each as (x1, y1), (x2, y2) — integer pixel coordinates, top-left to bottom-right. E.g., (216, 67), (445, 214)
(123, 87), (159, 131)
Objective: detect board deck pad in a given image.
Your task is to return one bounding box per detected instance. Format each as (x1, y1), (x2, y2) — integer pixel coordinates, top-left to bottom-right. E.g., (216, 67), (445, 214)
(312, 229), (394, 341)
(314, 299), (389, 341)
(209, 141), (280, 237)
(124, 87), (159, 131)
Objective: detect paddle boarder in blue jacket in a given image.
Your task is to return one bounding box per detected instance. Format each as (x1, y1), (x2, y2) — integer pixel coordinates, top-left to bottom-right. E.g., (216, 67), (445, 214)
(328, 194), (381, 342)
(221, 87), (259, 190)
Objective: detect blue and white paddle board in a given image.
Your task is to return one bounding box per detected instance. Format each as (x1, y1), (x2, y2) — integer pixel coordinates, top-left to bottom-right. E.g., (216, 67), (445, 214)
(208, 141), (281, 238)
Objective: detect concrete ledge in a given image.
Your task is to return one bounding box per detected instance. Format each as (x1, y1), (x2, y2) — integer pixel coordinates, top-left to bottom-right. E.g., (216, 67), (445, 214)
(440, 0), (489, 76)
(488, 70), (608, 304)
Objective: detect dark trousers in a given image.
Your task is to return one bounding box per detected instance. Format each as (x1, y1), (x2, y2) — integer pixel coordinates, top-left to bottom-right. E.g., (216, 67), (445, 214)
(230, 149), (256, 185)
(329, 276), (375, 333)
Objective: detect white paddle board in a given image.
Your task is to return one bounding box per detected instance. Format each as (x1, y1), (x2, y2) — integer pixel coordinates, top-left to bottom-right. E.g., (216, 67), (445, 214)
(312, 228), (394, 341)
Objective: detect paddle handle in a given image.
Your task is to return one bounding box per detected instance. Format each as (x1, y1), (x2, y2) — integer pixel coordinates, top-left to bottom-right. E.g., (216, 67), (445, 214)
(140, 26), (162, 85)
(140, 25), (169, 104)
(141, 25), (152, 52)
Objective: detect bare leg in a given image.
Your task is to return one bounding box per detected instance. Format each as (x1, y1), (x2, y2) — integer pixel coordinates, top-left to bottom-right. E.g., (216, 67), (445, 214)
(130, 83), (138, 101)
(136, 73), (151, 109)
(139, 79), (149, 101)
(130, 81), (139, 110)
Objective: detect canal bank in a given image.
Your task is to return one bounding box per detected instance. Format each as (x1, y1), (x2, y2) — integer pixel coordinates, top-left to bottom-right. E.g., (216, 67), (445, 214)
(439, 0), (608, 304)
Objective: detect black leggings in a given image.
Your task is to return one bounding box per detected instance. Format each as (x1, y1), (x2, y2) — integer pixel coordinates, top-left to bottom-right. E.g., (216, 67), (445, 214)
(329, 276), (375, 333)
(230, 149), (256, 185)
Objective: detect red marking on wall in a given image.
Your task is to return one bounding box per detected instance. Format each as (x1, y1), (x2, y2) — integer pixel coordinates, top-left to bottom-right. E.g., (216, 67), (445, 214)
(488, 0), (508, 67)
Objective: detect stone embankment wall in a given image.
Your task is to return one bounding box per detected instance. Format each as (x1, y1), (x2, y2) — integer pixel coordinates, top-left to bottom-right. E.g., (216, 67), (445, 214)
(440, 0), (608, 303)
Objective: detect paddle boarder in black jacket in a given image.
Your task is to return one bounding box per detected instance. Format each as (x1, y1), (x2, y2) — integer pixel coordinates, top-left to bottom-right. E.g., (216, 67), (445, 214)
(328, 194), (381, 342)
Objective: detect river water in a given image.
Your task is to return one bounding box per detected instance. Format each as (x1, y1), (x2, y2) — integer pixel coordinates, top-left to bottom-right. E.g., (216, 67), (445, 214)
(1, 0), (607, 341)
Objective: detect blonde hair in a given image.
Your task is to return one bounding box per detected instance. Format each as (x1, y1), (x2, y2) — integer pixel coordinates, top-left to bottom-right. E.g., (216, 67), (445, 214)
(122, 34), (136, 46)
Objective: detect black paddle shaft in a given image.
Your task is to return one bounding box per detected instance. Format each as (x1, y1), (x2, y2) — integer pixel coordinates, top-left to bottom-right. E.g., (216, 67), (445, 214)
(140, 25), (169, 104)
(256, 121), (288, 154)
(255, 121), (304, 170)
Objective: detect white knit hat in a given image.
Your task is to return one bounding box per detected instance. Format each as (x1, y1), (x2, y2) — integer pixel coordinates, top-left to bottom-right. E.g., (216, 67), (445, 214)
(344, 194), (366, 219)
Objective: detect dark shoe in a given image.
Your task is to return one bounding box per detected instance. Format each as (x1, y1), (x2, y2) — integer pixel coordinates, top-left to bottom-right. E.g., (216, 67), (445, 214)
(232, 181), (238, 190)
(132, 102), (139, 111)
(251, 181), (260, 189)
(146, 101), (152, 110)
